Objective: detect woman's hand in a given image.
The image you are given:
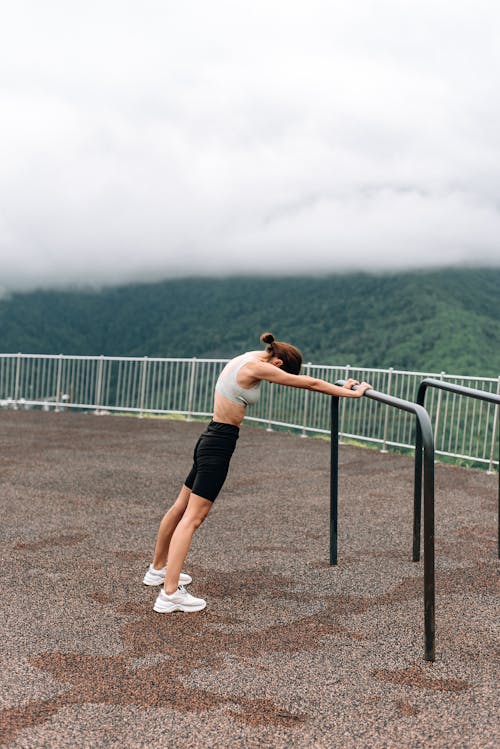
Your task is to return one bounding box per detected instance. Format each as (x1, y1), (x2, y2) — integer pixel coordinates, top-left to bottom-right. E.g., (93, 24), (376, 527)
(355, 382), (373, 397)
(344, 378), (360, 390)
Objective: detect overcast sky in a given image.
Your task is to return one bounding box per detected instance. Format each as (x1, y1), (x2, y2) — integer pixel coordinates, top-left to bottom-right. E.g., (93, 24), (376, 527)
(1, 1), (499, 291)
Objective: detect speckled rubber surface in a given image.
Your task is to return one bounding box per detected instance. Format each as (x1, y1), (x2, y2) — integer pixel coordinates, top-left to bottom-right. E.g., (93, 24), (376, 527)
(0, 410), (498, 748)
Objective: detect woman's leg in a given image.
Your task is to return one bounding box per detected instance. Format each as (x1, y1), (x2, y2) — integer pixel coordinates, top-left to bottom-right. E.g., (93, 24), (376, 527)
(151, 485), (191, 570)
(164, 494), (212, 594)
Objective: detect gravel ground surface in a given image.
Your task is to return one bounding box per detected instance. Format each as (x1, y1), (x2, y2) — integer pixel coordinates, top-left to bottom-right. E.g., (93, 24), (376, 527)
(0, 409), (498, 749)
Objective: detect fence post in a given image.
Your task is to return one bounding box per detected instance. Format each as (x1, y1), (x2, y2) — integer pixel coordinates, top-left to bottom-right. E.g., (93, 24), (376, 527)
(13, 352), (22, 409)
(433, 371), (446, 450)
(94, 355), (104, 414)
(339, 365), (350, 444)
(489, 377), (500, 559)
(139, 356), (148, 418)
(487, 376), (500, 475)
(266, 384), (274, 432)
(381, 367), (393, 453)
(187, 358), (197, 421)
(54, 354), (63, 412)
(301, 363), (311, 437)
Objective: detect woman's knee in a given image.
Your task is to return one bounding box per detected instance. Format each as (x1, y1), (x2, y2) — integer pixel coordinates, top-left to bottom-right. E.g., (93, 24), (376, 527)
(181, 512), (206, 533)
(182, 501), (212, 531)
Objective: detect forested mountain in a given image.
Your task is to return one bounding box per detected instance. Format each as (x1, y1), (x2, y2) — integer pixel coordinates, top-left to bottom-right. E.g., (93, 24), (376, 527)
(1, 268), (499, 376)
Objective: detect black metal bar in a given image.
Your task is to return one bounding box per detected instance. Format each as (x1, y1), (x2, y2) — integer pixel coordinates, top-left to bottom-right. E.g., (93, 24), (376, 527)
(331, 381), (435, 661)
(330, 397), (339, 565)
(413, 420), (423, 562)
(422, 418), (435, 662)
(415, 378), (500, 561)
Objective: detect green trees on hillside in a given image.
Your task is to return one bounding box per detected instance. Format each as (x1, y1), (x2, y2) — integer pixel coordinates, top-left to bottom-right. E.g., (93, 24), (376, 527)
(0, 268), (499, 376)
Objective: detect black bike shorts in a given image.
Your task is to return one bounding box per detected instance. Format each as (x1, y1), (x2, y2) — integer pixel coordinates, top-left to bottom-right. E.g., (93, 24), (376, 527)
(184, 421), (240, 502)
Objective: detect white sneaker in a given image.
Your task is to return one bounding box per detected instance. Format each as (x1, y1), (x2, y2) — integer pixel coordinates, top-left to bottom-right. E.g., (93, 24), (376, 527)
(153, 586), (206, 613)
(143, 564), (192, 587)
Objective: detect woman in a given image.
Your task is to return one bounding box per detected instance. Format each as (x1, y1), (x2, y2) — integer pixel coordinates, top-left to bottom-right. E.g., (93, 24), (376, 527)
(144, 332), (372, 613)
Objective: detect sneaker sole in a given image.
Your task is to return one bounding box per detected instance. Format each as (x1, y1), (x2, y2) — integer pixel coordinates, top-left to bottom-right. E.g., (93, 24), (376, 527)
(153, 600), (206, 613)
(143, 573), (164, 586)
(143, 573), (192, 587)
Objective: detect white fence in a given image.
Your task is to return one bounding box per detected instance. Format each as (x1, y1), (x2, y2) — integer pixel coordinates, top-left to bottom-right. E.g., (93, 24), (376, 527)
(1, 353), (499, 471)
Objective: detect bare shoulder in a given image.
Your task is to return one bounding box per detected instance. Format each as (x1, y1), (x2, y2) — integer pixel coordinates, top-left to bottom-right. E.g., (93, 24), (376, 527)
(244, 359), (273, 373)
(249, 360), (306, 386)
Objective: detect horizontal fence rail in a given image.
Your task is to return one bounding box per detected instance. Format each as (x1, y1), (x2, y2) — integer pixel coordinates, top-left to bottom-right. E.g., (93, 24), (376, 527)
(0, 353), (499, 471)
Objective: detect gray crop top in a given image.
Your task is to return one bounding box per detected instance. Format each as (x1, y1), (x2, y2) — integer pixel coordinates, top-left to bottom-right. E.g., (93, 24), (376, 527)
(215, 353), (262, 407)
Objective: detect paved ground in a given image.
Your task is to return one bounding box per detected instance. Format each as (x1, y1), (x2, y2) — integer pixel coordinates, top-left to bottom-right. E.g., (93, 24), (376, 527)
(0, 409), (498, 748)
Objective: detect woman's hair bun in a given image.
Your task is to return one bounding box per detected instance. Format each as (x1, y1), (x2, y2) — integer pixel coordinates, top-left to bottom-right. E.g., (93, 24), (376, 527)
(260, 332), (275, 345)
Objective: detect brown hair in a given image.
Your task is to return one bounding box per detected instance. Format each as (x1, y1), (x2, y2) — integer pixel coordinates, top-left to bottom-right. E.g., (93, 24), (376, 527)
(260, 332), (303, 375)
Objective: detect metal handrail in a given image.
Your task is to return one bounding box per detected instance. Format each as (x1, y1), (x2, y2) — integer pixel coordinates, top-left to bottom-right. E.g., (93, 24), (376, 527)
(331, 381), (435, 662)
(414, 378), (500, 560)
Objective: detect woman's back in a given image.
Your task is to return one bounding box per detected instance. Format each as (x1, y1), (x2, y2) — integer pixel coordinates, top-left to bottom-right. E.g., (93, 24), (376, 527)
(215, 351), (263, 407)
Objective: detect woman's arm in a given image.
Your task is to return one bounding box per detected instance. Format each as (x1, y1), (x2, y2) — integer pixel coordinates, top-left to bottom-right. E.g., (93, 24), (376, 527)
(248, 362), (372, 398)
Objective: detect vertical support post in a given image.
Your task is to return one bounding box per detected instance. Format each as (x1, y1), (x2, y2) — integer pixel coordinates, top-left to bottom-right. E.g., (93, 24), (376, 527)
(330, 397), (339, 565)
(139, 356), (148, 418)
(413, 416), (423, 563)
(94, 355), (104, 414)
(14, 352), (22, 408)
(28, 356), (34, 404)
(266, 383), (274, 432)
(381, 368), (393, 453)
(339, 365), (349, 443)
(487, 376), (500, 474)
(422, 419), (436, 662)
(301, 363), (311, 437)
(413, 379), (426, 564)
(487, 377), (500, 559)
(187, 357), (197, 421)
(433, 371), (446, 448)
(54, 354), (63, 412)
